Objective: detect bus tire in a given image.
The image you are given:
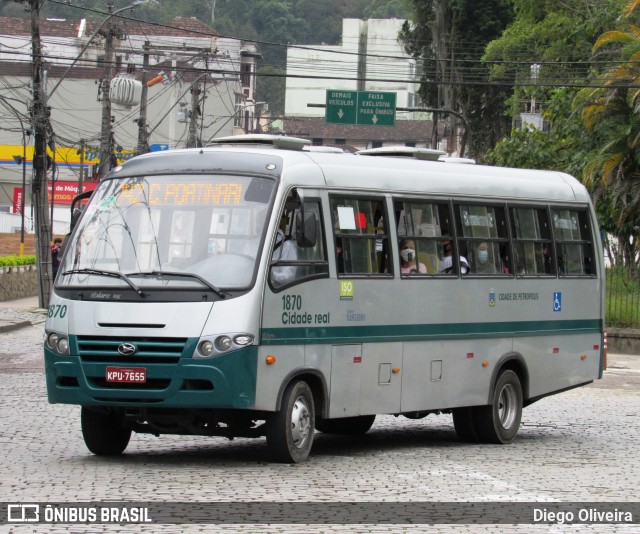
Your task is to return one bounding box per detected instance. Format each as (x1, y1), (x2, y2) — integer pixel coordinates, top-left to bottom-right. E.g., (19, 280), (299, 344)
(452, 407), (479, 442)
(475, 370), (523, 444)
(81, 407), (131, 455)
(315, 415), (375, 435)
(266, 380), (315, 463)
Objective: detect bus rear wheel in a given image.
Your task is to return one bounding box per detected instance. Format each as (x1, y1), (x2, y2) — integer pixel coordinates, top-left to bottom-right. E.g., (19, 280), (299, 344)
(475, 370), (523, 444)
(81, 407), (131, 455)
(266, 380), (315, 463)
(315, 415), (375, 435)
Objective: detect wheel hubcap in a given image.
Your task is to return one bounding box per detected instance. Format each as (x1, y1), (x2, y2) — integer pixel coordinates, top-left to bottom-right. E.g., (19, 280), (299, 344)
(290, 395), (311, 449)
(498, 383), (517, 429)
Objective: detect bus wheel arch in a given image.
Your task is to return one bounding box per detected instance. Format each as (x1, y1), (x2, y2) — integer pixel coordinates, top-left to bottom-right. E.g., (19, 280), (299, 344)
(488, 353), (529, 406)
(274, 368), (328, 418)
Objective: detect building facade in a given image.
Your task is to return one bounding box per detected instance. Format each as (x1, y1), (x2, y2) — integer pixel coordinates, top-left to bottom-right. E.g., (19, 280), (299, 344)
(0, 15), (259, 234)
(285, 19), (420, 118)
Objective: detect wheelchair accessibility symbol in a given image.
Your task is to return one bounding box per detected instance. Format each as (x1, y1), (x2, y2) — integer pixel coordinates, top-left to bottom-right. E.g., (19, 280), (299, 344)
(553, 292), (562, 312)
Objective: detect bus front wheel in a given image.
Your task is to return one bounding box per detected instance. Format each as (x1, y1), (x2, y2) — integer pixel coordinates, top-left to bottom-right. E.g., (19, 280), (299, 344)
(81, 407), (131, 455)
(266, 380), (315, 463)
(475, 370), (523, 444)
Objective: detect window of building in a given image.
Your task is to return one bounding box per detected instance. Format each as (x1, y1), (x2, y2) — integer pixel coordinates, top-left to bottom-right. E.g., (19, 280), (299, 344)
(240, 63), (252, 90)
(233, 94), (245, 128)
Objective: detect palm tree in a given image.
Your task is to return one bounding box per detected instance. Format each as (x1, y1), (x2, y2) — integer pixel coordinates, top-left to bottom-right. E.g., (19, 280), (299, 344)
(574, 0), (640, 269)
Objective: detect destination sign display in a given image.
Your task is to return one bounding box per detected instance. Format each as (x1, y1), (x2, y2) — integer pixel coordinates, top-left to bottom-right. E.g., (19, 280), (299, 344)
(118, 181), (244, 206)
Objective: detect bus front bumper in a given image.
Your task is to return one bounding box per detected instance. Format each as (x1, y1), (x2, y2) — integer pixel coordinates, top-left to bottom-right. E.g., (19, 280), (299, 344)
(44, 345), (258, 409)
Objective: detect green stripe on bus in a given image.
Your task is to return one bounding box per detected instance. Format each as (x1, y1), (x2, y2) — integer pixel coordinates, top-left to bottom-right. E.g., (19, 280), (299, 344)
(260, 319), (602, 345)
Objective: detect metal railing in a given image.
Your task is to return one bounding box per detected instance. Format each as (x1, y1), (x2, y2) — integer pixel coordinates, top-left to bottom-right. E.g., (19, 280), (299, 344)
(606, 267), (640, 329)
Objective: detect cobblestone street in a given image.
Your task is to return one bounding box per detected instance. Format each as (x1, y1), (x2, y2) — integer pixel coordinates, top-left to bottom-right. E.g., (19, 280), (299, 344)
(1, 320), (639, 533)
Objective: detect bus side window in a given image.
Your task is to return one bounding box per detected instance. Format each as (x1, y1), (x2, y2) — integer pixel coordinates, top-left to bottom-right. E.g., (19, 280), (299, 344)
(394, 199), (456, 275)
(331, 196), (390, 275)
(269, 197), (329, 290)
(552, 208), (596, 276)
(456, 203), (511, 276)
(511, 206), (554, 276)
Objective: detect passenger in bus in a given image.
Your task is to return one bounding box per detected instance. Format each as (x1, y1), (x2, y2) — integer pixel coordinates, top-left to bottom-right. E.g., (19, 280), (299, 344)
(271, 228), (299, 285)
(335, 238), (345, 274)
(440, 239), (469, 274)
(399, 239), (427, 274)
(474, 241), (498, 274)
(542, 243), (554, 274)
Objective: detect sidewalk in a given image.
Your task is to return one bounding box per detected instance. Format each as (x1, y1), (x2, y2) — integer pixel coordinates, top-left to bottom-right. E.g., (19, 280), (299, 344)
(0, 295), (47, 333)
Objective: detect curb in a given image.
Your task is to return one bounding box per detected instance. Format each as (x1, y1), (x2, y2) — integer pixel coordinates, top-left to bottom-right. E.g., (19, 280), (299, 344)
(0, 320), (32, 333)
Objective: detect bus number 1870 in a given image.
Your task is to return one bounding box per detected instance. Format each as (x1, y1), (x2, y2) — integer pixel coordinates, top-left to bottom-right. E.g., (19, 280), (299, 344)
(282, 294), (302, 311)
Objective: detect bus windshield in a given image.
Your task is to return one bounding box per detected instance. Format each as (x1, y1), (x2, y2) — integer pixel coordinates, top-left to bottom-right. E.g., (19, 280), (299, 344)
(58, 174), (275, 291)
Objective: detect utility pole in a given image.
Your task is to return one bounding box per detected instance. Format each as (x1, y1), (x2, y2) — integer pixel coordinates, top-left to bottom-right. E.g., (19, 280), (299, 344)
(98, 3), (116, 179)
(137, 41), (151, 154)
(187, 77), (201, 148)
(30, 0), (52, 308)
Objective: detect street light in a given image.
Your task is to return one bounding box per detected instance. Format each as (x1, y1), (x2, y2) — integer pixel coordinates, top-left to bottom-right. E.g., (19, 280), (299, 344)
(205, 102), (265, 145)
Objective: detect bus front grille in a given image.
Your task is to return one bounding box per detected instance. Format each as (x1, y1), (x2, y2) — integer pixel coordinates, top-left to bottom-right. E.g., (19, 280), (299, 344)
(76, 336), (188, 365)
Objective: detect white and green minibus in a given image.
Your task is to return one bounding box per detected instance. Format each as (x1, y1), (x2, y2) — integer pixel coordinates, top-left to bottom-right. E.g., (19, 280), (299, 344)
(44, 135), (605, 463)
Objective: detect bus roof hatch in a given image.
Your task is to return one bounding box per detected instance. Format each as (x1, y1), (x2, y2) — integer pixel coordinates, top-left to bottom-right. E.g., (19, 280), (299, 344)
(210, 134), (310, 151)
(357, 146), (447, 161)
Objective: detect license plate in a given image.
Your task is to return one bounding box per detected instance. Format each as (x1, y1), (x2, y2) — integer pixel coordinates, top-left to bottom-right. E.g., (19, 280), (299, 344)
(106, 366), (146, 383)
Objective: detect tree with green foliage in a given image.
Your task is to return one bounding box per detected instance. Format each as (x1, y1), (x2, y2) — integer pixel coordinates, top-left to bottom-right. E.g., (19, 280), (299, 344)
(484, 0), (624, 124)
(399, 0), (514, 158)
(573, 0), (640, 270)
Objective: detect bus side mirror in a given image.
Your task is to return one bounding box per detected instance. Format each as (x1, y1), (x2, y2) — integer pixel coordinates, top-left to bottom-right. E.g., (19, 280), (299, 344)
(70, 190), (93, 230)
(295, 211), (317, 248)
(71, 207), (83, 229)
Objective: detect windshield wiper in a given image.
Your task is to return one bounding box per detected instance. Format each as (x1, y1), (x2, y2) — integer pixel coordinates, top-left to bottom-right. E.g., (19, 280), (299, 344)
(128, 270), (228, 299)
(61, 268), (145, 296)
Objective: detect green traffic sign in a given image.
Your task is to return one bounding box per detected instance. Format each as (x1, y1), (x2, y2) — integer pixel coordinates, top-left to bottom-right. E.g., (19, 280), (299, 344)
(325, 90), (357, 124)
(325, 90), (396, 126)
(357, 91), (396, 126)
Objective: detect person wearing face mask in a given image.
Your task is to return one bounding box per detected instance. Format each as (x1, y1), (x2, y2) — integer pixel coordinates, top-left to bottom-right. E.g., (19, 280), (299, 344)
(440, 239), (469, 274)
(399, 239), (427, 274)
(474, 241), (497, 274)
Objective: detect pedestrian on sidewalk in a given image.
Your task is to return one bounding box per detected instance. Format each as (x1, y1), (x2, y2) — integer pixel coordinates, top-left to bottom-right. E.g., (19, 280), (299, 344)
(51, 238), (62, 279)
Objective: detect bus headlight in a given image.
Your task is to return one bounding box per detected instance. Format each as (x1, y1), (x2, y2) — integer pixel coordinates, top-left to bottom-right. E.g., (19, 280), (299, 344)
(234, 334), (254, 346)
(46, 331), (70, 356)
(195, 333), (255, 358)
(215, 335), (233, 352)
(198, 340), (214, 357)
